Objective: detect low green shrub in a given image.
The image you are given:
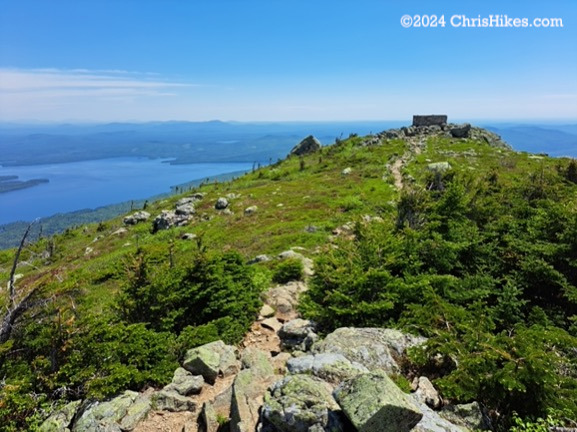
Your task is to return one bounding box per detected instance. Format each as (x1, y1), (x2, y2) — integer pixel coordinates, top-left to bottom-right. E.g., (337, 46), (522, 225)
(272, 258), (304, 284)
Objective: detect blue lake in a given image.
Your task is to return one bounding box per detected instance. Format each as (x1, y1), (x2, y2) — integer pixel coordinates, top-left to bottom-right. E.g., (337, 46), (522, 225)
(0, 158), (252, 225)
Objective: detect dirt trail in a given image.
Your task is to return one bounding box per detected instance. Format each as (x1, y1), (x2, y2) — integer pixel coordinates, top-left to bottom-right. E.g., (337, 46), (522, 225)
(134, 373), (236, 432)
(388, 138), (425, 191)
(391, 158), (405, 190)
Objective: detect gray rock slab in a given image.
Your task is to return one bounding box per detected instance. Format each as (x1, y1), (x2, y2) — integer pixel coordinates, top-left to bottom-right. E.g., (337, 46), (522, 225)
(334, 373), (422, 432)
(152, 390), (196, 412)
(164, 367), (204, 396)
(440, 402), (489, 431)
(312, 327), (426, 374)
(278, 319), (318, 351)
(289, 135), (321, 156)
(262, 374), (344, 432)
(183, 340), (240, 385)
(286, 353), (368, 384)
(39, 400), (81, 432)
(411, 397), (468, 432)
(119, 394), (152, 431)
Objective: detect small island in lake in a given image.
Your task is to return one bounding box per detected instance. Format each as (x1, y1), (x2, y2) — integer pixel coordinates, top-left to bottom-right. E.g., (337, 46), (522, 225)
(0, 175), (49, 193)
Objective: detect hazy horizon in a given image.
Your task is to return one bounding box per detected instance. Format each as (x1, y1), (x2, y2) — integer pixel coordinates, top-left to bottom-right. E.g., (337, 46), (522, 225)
(1, 118), (577, 127)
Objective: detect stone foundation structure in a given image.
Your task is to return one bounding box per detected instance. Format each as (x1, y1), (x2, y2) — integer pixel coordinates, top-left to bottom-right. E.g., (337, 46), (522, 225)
(413, 115), (448, 127)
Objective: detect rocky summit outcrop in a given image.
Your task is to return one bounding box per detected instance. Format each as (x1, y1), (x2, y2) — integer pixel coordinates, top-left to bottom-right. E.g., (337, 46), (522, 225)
(364, 123), (510, 150)
(289, 135), (322, 156)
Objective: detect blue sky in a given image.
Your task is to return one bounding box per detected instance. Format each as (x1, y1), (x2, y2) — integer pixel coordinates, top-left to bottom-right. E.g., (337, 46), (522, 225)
(0, 0), (575, 122)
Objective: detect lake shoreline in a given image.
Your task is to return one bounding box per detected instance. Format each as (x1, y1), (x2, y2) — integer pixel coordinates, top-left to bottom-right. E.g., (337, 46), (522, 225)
(0, 168), (249, 250)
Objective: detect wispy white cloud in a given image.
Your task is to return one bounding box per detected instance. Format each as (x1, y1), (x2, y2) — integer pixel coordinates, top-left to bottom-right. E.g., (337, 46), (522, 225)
(0, 68), (204, 121)
(0, 68), (195, 94)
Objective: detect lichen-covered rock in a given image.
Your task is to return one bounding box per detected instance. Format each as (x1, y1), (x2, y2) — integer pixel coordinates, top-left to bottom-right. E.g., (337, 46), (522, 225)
(152, 390), (196, 412)
(200, 385), (233, 432)
(112, 227), (128, 236)
(230, 349), (276, 432)
(39, 400), (81, 432)
(312, 327), (426, 374)
(249, 254), (271, 264)
(278, 319), (318, 351)
(119, 394), (152, 431)
(440, 402), (490, 431)
(286, 353), (368, 385)
(152, 210), (176, 231)
(240, 347), (275, 377)
(201, 401), (220, 432)
(262, 374), (344, 432)
(381, 129), (403, 139)
(164, 367), (204, 396)
(72, 391), (139, 431)
(290, 135), (321, 156)
(469, 127), (509, 149)
(176, 196), (201, 207)
(334, 373), (422, 432)
(402, 126), (418, 137)
(183, 340), (240, 384)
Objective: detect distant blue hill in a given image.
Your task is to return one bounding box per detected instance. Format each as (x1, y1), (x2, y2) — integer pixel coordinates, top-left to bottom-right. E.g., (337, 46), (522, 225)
(0, 121), (400, 166)
(485, 124), (577, 157)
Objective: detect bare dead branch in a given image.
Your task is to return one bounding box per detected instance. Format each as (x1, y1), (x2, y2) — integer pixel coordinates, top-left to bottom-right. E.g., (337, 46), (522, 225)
(8, 223), (33, 307)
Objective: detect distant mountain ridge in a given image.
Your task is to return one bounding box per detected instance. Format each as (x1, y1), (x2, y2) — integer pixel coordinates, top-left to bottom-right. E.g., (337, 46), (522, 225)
(486, 124), (577, 156)
(0, 121), (397, 166)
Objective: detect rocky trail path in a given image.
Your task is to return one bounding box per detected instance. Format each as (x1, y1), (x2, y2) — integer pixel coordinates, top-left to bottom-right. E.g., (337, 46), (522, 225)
(43, 242), (487, 432)
(133, 255), (310, 432)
